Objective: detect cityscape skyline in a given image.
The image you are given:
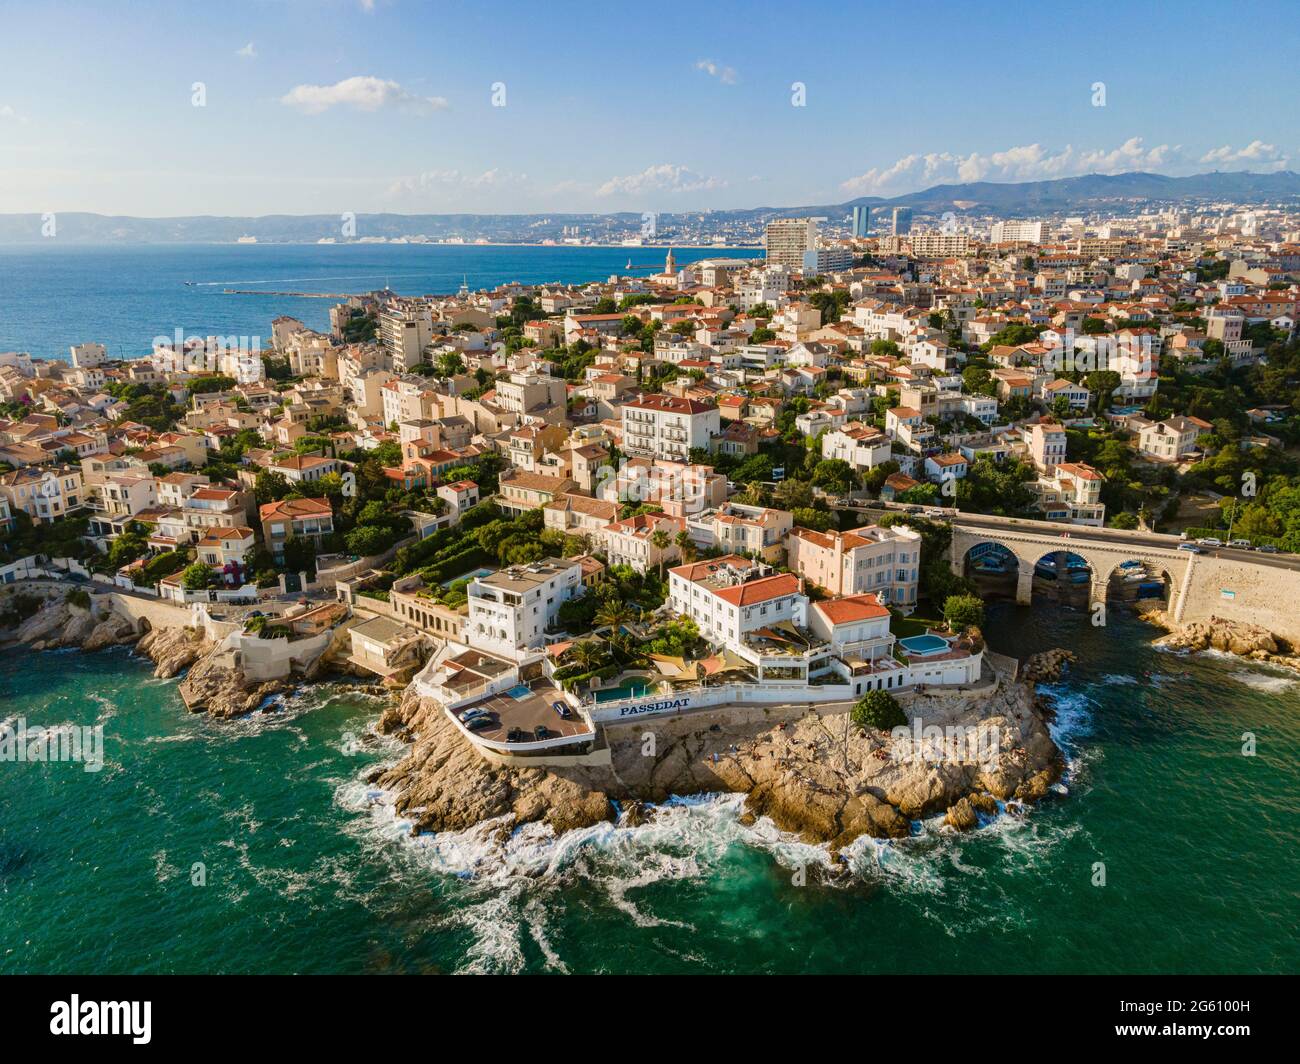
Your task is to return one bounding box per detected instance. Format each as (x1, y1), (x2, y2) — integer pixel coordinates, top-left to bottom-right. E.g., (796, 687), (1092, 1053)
(1, 0), (1298, 217)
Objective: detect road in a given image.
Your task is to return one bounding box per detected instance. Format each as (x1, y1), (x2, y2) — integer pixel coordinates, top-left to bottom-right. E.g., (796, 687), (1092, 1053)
(830, 499), (1300, 573)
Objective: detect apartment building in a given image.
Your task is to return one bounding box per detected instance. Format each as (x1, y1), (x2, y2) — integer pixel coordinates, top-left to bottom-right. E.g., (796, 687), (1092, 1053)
(911, 231), (972, 257)
(765, 218), (819, 271)
(379, 304), (434, 372)
(494, 372), (566, 417)
(466, 558), (583, 661)
(785, 523), (921, 609)
(989, 220), (1044, 244)
(620, 394), (720, 461)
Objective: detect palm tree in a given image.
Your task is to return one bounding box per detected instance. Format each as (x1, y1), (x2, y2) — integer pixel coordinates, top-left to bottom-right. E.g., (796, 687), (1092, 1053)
(569, 639), (604, 672)
(595, 600), (633, 648)
(674, 529), (696, 564)
(650, 528), (672, 579)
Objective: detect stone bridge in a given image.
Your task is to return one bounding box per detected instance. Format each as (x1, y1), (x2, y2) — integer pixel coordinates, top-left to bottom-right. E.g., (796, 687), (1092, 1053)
(949, 517), (1195, 619)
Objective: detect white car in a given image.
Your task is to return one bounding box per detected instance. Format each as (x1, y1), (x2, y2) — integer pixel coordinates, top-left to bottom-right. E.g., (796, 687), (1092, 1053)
(1196, 537), (1223, 548)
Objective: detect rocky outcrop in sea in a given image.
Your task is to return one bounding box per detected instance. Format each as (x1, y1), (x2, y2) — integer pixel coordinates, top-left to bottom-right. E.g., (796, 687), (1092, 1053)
(1141, 608), (1300, 672)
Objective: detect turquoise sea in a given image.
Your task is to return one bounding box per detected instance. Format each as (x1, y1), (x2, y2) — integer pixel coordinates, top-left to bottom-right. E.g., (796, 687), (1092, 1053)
(2, 605), (1297, 974)
(0, 243), (763, 360)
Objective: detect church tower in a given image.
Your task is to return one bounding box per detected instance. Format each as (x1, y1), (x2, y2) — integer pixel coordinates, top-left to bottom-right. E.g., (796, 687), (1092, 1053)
(664, 247), (676, 275)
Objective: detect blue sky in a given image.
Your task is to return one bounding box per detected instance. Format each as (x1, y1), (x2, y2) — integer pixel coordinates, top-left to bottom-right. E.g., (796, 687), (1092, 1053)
(1, 0), (1297, 216)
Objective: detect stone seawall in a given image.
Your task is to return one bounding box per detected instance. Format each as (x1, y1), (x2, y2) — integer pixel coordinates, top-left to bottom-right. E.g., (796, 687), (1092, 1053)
(1177, 555), (1300, 644)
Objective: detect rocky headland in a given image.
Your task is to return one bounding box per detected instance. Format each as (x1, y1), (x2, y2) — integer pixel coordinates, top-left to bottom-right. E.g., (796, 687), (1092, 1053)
(372, 653), (1068, 852)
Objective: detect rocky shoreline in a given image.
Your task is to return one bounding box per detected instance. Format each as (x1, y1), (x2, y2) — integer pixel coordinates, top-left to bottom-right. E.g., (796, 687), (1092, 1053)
(1138, 606), (1300, 673)
(5, 587), (1076, 849)
(371, 652), (1069, 852)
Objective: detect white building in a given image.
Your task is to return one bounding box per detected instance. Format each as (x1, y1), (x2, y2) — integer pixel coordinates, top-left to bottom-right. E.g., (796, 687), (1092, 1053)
(467, 558), (584, 661)
(668, 555), (806, 651)
(821, 423), (892, 472)
(989, 220), (1044, 244)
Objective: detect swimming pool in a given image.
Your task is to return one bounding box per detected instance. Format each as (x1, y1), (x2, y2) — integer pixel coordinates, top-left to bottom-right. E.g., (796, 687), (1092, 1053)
(898, 634), (951, 656)
(594, 680), (651, 703)
(441, 567), (493, 589)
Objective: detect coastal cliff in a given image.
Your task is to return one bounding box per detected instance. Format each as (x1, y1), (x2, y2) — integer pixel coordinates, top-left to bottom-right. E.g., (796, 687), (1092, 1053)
(373, 654), (1066, 852)
(2, 590), (137, 653)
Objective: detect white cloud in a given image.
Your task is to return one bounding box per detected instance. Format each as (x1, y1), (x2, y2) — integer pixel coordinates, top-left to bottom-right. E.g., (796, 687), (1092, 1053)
(1200, 140), (1288, 169)
(236, 42), (256, 59)
(388, 168), (528, 197)
(596, 163), (727, 197)
(0, 104), (28, 123)
(695, 59), (737, 85)
(280, 76), (448, 115)
(841, 138), (1185, 194)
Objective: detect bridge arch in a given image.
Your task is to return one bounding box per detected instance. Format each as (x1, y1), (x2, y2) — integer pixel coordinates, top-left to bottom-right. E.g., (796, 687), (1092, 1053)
(950, 522), (1189, 612)
(961, 541), (1024, 600)
(1098, 556), (1178, 607)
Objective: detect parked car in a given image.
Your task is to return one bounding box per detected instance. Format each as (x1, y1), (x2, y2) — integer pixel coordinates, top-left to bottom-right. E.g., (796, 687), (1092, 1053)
(506, 727), (527, 742)
(1177, 543), (1203, 554)
(1257, 545), (1281, 554)
(551, 700), (573, 720)
(458, 708), (489, 723)
(533, 725), (552, 741)
(1196, 537), (1223, 547)
(1228, 539), (1253, 549)
(463, 716), (494, 732)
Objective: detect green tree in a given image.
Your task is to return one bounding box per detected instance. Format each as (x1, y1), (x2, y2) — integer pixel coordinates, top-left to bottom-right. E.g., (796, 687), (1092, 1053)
(851, 690), (906, 731)
(943, 593), (985, 632)
(181, 562), (214, 590)
(811, 458), (855, 496)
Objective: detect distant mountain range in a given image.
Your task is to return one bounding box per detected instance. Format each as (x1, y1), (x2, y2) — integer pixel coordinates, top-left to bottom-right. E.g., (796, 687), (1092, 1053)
(2, 170), (1297, 244)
